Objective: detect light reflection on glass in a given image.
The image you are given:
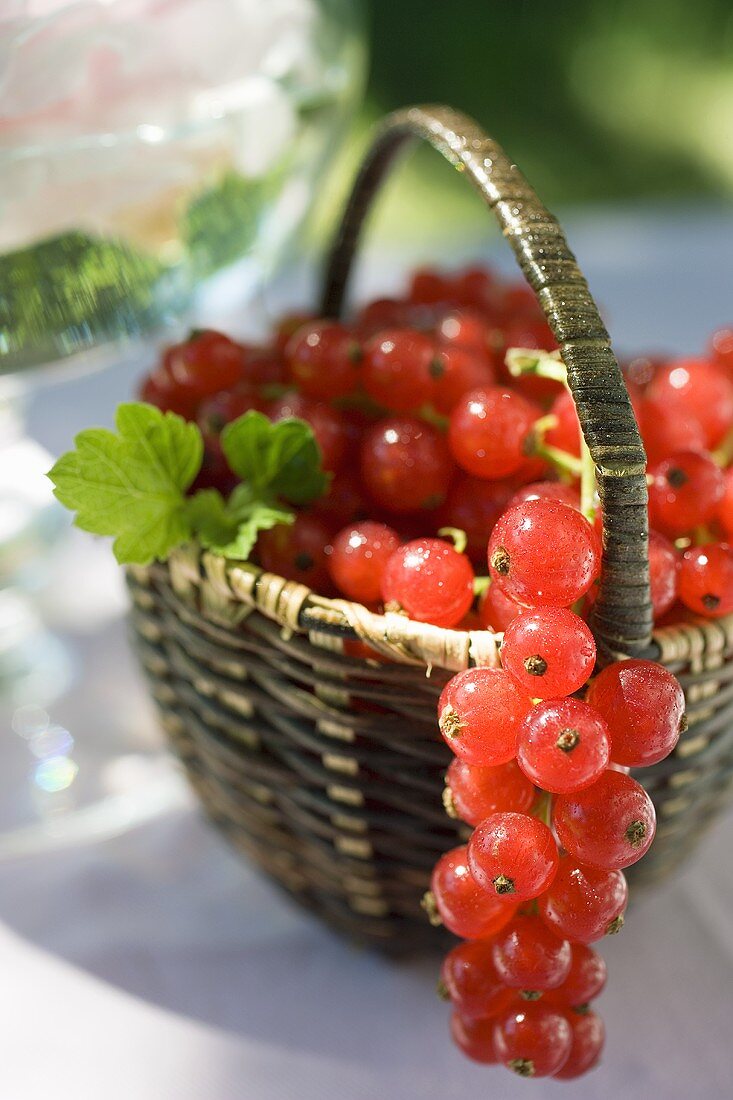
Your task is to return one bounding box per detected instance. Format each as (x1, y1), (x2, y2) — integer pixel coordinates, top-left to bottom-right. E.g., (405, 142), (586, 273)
(34, 756), (78, 793)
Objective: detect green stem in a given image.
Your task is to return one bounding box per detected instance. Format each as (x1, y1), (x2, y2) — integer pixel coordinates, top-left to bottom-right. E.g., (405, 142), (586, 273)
(505, 346), (567, 383)
(438, 526), (468, 555)
(533, 443), (583, 478)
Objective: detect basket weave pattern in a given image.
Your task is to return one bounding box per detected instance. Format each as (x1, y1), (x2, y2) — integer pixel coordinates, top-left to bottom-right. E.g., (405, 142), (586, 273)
(128, 107), (733, 951)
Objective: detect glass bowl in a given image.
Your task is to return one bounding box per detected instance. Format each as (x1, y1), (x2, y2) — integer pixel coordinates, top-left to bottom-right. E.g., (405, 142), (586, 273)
(0, 0), (365, 375)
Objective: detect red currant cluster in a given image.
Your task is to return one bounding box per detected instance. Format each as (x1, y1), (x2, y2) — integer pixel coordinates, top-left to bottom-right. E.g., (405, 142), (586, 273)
(138, 264), (733, 627)
(431, 635), (685, 1078)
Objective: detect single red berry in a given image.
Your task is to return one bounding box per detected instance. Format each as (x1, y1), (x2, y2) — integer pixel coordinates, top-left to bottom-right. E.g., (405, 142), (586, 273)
(450, 1012), (500, 1064)
(439, 476), (513, 563)
(440, 940), (516, 1020)
(493, 1002), (572, 1078)
(381, 538), (475, 627)
(679, 542), (733, 618)
(448, 387), (540, 479)
(268, 391), (347, 473)
(545, 388), (581, 457)
(166, 330), (245, 398)
(327, 521), (400, 603)
(454, 266), (498, 311)
(241, 347), (288, 386)
(409, 267), (452, 305)
(492, 914), (572, 992)
(648, 451), (725, 537)
(362, 328), (440, 412)
(553, 770), (656, 870)
(139, 369), (200, 420)
(478, 584), (527, 632)
(468, 812), (559, 900)
(553, 1009), (605, 1079)
(437, 308), (496, 358)
(257, 514), (332, 592)
(586, 659), (686, 768)
(507, 480), (581, 512)
(647, 357), (733, 448)
(544, 944), (607, 1008)
(312, 471), (369, 529)
(429, 844), (518, 939)
(445, 757), (535, 827)
(356, 297), (413, 335)
(360, 416), (453, 513)
(431, 345), (494, 414)
(718, 467), (733, 540)
(538, 857), (628, 944)
(285, 320), (361, 399)
(517, 698), (610, 795)
(501, 608), (596, 698)
(638, 394), (707, 467)
(273, 312), (315, 354)
(488, 500), (600, 607)
(438, 668), (534, 767)
(648, 529), (680, 619)
(709, 326), (733, 375)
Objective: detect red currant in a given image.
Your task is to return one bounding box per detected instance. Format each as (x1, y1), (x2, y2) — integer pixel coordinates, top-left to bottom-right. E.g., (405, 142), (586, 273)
(648, 451), (725, 537)
(450, 1013), (500, 1064)
(257, 514), (332, 591)
(327, 521), (400, 603)
(648, 529), (680, 619)
(197, 385), (263, 456)
(139, 369), (200, 420)
(478, 583), (526, 632)
(429, 844), (518, 939)
(468, 812), (559, 900)
(437, 308), (495, 358)
(718, 467), (733, 540)
(493, 1002), (572, 1077)
(501, 607), (596, 698)
(360, 417), (453, 513)
(241, 347), (288, 387)
(586, 659), (686, 768)
(273, 311), (315, 354)
(638, 394), (706, 467)
(544, 944), (607, 1008)
(553, 1009), (605, 1079)
(553, 770), (656, 870)
(440, 940), (516, 1019)
(362, 329), (440, 412)
(517, 698), (610, 794)
(431, 345), (494, 415)
(709, 326), (733, 375)
(538, 857), (628, 943)
(312, 471), (368, 529)
(492, 914), (572, 992)
(507, 480), (581, 512)
(285, 321), (361, 399)
(449, 387), (539, 479)
(647, 357), (733, 448)
(439, 476), (513, 563)
(381, 538), (475, 627)
(166, 330), (245, 398)
(679, 542), (733, 618)
(488, 500), (600, 607)
(438, 668), (533, 767)
(409, 267), (452, 305)
(545, 388), (582, 457)
(445, 757), (535, 827)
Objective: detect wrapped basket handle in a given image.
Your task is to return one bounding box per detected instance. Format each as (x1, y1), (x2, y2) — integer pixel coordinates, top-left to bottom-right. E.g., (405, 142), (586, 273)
(320, 105), (653, 660)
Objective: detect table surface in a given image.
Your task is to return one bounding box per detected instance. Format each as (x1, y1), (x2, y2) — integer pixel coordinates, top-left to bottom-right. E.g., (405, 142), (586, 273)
(3, 206), (733, 1100)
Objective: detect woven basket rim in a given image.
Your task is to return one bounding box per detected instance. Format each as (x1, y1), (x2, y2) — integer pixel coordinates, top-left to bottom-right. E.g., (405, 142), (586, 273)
(136, 550), (733, 674)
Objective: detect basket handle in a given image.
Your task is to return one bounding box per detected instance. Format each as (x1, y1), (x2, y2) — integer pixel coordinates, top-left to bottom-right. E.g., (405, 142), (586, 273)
(319, 105), (652, 660)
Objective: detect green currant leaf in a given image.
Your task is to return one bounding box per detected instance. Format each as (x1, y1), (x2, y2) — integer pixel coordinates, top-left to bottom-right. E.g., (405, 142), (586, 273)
(187, 483), (293, 560)
(221, 410), (329, 505)
(47, 402), (203, 565)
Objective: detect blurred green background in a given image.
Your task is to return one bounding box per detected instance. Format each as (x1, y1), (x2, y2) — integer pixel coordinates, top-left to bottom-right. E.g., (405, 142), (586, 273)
(334, 0), (733, 242)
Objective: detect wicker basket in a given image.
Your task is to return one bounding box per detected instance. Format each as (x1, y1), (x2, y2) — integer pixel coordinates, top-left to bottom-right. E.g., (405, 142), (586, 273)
(128, 105), (733, 954)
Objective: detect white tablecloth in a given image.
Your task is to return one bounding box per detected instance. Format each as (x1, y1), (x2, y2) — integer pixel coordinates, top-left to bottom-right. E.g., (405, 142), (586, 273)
(3, 207), (733, 1099)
